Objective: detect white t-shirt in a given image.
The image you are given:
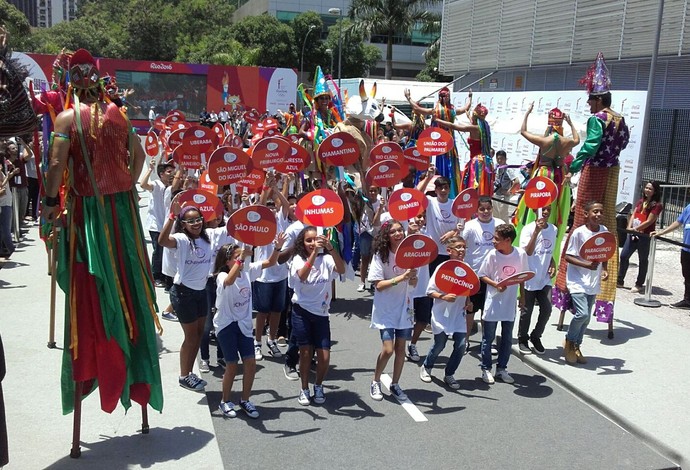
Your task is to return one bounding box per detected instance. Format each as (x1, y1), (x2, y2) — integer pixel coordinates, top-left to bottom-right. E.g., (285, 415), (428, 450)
(426, 268), (467, 334)
(519, 222), (557, 291)
(566, 224), (606, 295)
(0, 171), (12, 207)
(410, 227), (431, 299)
(478, 247), (528, 322)
(283, 220), (305, 288)
(425, 196), (458, 251)
(256, 212), (290, 283)
(146, 180), (170, 232)
(172, 234), (214, 290)
(290, 254), (339, 316)
(207, 227), (238, 277)
(367, 252), (414, 330)
(462, 217), (505, 272)
(214, 262), (262, 337)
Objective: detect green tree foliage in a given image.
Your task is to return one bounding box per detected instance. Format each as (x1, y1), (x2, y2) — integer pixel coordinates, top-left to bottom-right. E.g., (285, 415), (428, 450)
(348, 0), (441, 80)
(292, 11), (326, 80)
(229, 14), (297, 68)
(0, 0), (33, 50)
(324, 19), (381, 80)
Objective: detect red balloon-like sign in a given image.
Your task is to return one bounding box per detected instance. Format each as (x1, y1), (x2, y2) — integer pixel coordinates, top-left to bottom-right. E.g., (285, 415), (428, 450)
(452, 188), (479, 219)
(168, 128), (186, 152)
(244, 109), (260, 124)
(262, 118), (278, 130)
(388, 188), (427, 221)
(180, 125), (218, 156)
(212, 122), (225, 143)
(370, 142), (404, 165)
(579, 231), (617, 262)
(167, 109), (185, 120)
(176, 189), (221, 222)
(433, 260), (480, 297)
(318, 132), (360, 167)
(224, 134), (243, 148)
(417, 127), (454, 157)
(224, 122), (234, 136)
(523, 176), (559, 210)
(172, 144), (202, 170)
(365, 160), (403, 188)
(275, 143), (311, 174)
(154, 116), (165, 131)
(207, 146), (251, 185)
(403, 146), (431, 172)
(395, 234), (438, 269)
(227, 205), (278, 246)
(164, 113), (185, 129)
(295, 189), (345, 227)
(252, 137), (290, 170)
(496, 271), (536, 289)
(145, 131), (159, 157)
(235, 167), (266, 192)
(199, 170), (218, 195)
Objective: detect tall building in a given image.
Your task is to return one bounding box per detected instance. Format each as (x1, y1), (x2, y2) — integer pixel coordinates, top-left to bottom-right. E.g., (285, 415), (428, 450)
(11, 0), (78, 28)
(8, 0), (38, 27)
(233, 0), (441, 79)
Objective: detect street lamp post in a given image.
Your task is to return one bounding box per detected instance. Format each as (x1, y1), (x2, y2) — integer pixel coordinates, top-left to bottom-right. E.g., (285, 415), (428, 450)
(299, 24), (317, 103)
(328, 7), (343, 89)
(325, 48), (334, 76)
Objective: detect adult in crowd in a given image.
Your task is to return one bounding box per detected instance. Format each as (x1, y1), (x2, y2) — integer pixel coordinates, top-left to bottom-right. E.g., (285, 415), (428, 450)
(492, 150), (520, 222)
(0, 149), (19, 257)
(7, 138), (30, 231)
(651, 202), (690, 309)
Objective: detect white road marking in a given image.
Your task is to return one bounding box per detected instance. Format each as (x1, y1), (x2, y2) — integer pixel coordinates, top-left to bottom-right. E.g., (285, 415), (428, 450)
(380, 374), (428, 422)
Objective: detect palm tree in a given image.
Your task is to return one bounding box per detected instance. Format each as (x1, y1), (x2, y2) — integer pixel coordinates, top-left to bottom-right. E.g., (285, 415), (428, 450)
(348, 0), (442, 80)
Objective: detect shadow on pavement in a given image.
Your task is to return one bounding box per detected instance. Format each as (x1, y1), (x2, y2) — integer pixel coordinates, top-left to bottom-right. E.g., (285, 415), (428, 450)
(590, 317), (652, 345)
(509, 373), (554, 398)
(330, 298), (373, 320)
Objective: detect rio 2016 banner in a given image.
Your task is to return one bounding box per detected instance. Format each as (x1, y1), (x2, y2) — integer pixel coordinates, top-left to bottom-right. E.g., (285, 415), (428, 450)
(449, 90), (647, 205)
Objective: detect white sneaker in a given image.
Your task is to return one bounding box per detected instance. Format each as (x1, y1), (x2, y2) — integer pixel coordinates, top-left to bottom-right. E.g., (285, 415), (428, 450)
(495, 368), (515, 384)
(370, 381), (383, 401)
(491, 345), (499, 356)
(419, 366), (432, 383)
(254, 342), (263, 361)
(357, 283), (366, 292)
(199, 360), (210, 373)
(298, 388), (311, 406)
(482, 369), (495, 384)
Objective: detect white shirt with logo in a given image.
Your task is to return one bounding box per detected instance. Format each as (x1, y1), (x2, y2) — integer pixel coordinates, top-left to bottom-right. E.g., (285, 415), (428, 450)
(290, 254), (338, 316)
(214, 262), (262, 337)
(566, 224), (607, 295)
(206, 227), (238, 277)
(368, 251), (414, 330)
(519, 222), (557, 291)
(478, 247), (528, 322)
(425, 196), (458, 252)
(172, 234), (214, 290)
(427, 268), (467, 334)
(462, 217), (504, 272)
(256, 212), (290, 283)
(146, 180), (170, 232)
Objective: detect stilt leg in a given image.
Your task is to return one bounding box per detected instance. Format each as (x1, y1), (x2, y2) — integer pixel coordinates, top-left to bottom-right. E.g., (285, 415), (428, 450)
(607, 317), (614, 339)
(48, 235), (58, 349)
(70, 382), (82, 458)
(141, 404), (149, 434)
(557, 309), (565, 331)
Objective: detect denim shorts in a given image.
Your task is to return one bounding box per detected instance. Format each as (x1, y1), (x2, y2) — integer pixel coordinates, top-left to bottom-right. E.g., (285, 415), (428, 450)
(359, 232), (373, 257)
(379, 327), (413, 342)
(253, 279), (288, 313)
(216, 322), (254, 363)
(170, 284), (208, 324)
(291, 304), (331, 349)
(414, 296), (433, 324)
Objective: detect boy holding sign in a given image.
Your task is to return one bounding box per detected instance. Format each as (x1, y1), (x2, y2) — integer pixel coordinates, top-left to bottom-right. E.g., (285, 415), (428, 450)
(420, 237), (474, 390)
(563, 202), (609, 365)
(478, 224), (529, 384)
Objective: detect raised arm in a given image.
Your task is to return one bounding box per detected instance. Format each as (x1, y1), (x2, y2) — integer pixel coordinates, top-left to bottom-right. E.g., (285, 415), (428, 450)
(520, 102), (551, 148)
(404, 88), (435, 116)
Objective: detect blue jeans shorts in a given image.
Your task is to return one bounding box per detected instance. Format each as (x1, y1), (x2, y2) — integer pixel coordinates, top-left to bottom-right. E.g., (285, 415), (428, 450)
(170, 284), (208, 324)
(216, 322), (254, 363)
(291, 304), (331, 349)
(253, 279), (288, 313)
(379, 327), (413, 342)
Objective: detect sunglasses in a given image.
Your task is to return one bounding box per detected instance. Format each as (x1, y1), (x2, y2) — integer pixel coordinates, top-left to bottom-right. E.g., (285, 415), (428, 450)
(182, 217), (204, 225)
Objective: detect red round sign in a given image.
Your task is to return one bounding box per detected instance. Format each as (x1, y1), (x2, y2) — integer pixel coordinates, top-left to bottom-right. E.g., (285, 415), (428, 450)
(318, 132), (360, 167)
(180, 125), (218, 156)
(244, 109), (260, 124)
(164, 113), (185, 129)
(168, 128), (186, 152)
(579, 231), (617, 261)
(145, 131), (159, 157)
(154, 116), (165, 131)
(496, 271), (536, 289)
(403, 146), (431, 172)
(212, 122), (225, 143)
(370, 142), (404, 165)
(433, 260), (480, 297)
(394, 234), (438, 269)
(417, 127), (454, 157)
(224, 134), (243, 148)
(251, 137), (290, 170)
(452, 188), (479, 219)
(227, 205), (278, 246)
(224, 123), (234, 136)
(388, 188), (428, 221)
(172, 144), (202, 170)
(199, 170), (219, 195)
(288, 134), (300, 143)
(207, 146), (251, 185)
(262, 118), (278, 130)
(275, 143), (311, 174)
(365, 160), (403, 188)
(176, 189), (222, 222)
(236, 167), (266, 192)
(167, 109), (185, 120)
(523, 176), (559, 210)
(295, 189), (345, 227)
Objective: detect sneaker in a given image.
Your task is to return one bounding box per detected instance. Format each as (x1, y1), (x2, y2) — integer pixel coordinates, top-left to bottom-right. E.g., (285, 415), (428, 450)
(190, 372), (207, 387)
(630, 285), (642, 294)
(444, 375), (460, 390)
(407, 344), (420, 362)
(530, 336), (545, 355)
(518, 342), (531, 354)
(389, 383), (408, 401)
(495, 368), (515, 384)
(199, 360), (210, 373)
(357, 283), (366, 292)
(267, 340), (282, 358)
(283, 363), (299, 381)
(370, 381), (384, 401)
(239, 400), (260, 419)
(419, 366), (432, 383)
(277, 336), (288, 347)
(298, 389), (311, 406)
(616, 282), (624, 288)
(254, 342), (263, 360)
(424, 324), (433, 334)
(161, 311), (178, 322)
(670, 300), (690, 310)
(218, 401), (236, 418)
(179, 373), (205, 391)
(481, 369), (495, 384)
(313, 384), (325, 404)
(217, 358), (226, 368)
(154, 280), (166, 288)
(491, 345), (499, 356)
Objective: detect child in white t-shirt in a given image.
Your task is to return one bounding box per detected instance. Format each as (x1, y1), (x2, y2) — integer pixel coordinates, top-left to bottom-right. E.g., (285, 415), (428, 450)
(518, 205), (556, 355)
(420, 237), (474, 390)
(406, 212), (432, 363)
(563, 201), (608, 365)
(478, 223), (528, 385)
